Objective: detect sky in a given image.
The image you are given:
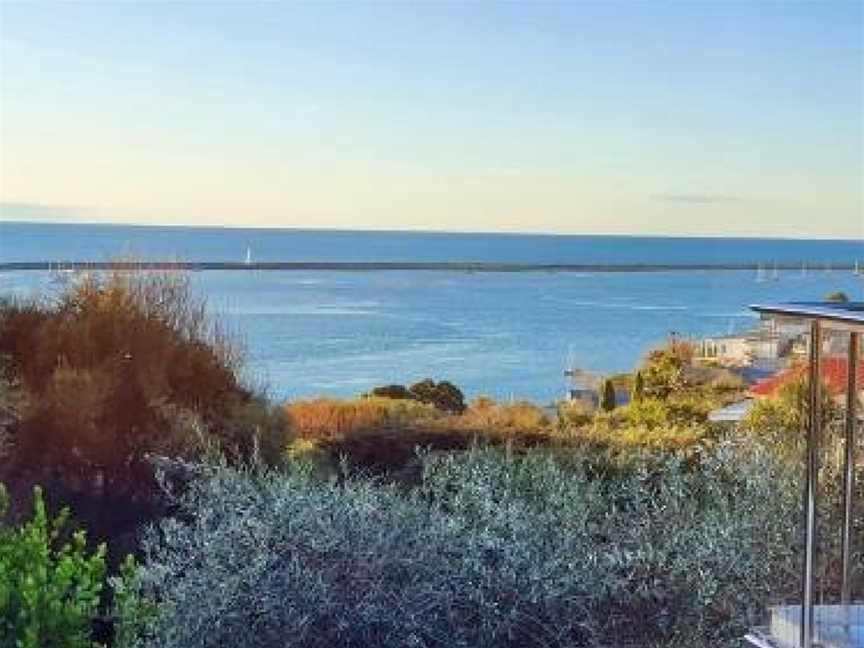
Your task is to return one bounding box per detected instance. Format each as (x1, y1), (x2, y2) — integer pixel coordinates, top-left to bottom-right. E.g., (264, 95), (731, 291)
(0, 1), (862, 238)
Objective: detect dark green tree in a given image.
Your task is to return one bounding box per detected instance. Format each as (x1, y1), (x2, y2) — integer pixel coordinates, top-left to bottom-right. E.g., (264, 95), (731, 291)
(824, 291), (850, 303)
(409, 379), (466, 414)
(631, 371), (645, 402)
(369, 384), (414, 400)
(600, 379), (617, 412)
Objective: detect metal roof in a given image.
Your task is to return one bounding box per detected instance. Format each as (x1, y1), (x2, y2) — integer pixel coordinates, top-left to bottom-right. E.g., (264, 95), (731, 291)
(707, 398), (755, 423)
(750, 302), (864, 332)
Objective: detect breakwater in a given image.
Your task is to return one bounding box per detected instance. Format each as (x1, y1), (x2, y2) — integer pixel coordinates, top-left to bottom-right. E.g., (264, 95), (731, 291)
(0, 261), (859, 273)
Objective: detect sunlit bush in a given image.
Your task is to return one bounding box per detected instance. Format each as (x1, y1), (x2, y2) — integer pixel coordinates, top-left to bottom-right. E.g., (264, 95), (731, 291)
(0, 270), (287, 552)
(285, 396), (442, 439)
(453, 397), (550, 435)
(741, 376), (842, 458)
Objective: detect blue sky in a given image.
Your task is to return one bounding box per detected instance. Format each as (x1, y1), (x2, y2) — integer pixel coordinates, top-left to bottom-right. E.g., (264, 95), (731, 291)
(0, 1), (861, 237)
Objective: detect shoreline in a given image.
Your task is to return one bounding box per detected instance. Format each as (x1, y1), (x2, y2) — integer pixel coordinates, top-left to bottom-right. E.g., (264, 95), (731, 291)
(0, 261), (859, 273)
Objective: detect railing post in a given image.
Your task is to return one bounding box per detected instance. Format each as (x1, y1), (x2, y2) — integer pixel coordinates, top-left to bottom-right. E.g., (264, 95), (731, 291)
(841, 331), (858, 605)
(801, 320), (821, 648)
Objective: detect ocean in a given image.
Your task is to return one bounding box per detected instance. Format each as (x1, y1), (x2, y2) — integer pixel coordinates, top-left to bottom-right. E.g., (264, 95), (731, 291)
(1, 221), (862, 402)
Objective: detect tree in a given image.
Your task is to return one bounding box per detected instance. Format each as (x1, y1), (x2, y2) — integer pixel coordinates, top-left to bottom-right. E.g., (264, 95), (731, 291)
(409, 379), (466, 414)
(824, 291), (850, 303)
(641, 342), (692, 399)
(369, 384), (414, 400)
(631, 371), (645, 402)
(600, 379), (617, 412)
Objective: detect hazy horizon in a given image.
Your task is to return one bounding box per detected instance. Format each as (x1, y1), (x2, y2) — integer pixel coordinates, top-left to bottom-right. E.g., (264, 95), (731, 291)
(1, 2), (862, 239)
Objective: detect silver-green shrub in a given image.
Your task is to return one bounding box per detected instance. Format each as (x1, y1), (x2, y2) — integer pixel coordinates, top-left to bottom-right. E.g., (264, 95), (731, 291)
(121, 440), (802, 648)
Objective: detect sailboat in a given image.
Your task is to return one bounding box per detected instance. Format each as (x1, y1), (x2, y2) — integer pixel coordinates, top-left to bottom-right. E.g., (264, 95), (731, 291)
(244, 246), (253, 266)
(854, 260), (860, 276)
(755, 263), (767, 283)
(771, 262), (779, 281)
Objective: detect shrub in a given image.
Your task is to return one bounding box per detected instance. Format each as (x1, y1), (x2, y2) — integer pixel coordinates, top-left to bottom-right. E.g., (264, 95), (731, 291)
(0, 270), (286, 552)
(557, 399), (593, 430)
(367, 384), (414, 400)
(0, 484), (107, 648)
(640, 340), (695, 399)
(285, 396), (441, 439)
(616, 397), (669, 429)
(455, 397), (550, 435)
(122, 440), (803, 648)
(741, 376), (842, 459)
(409, 378), (467, 414)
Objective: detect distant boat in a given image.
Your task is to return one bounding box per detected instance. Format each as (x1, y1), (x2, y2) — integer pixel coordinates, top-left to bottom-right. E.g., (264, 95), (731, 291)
(771, 262), (779, 281)
(244, 246), (252, 265)
(854, 260), (860, 276)
(756, 264), (767, 283)
(47, 262), (77, 285)
(801, 262), (807, 278)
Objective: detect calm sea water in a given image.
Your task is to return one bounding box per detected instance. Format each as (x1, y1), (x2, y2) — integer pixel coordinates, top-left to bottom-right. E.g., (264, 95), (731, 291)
(1, 222), (862, 402)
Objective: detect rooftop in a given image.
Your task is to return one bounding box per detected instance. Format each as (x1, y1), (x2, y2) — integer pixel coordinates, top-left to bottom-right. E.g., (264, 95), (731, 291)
(748, 356), (864, 398)
(750, 302), (864, 332)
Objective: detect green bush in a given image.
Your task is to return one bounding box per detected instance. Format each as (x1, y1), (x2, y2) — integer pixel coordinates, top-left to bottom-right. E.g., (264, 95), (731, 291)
(0, 485), (106, 648)
(121, 440), (802, 648)
(741, 377), (841, 459)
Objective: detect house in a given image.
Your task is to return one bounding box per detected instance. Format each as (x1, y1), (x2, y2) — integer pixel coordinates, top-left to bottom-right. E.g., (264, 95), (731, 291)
(698, 333), (754, 365)
(748, 356), (864, 402)
(697, 319), (810, 369)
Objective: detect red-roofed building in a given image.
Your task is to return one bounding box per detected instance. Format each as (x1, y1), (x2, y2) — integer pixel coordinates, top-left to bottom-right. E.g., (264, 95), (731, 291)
(748, 355), (864, 399)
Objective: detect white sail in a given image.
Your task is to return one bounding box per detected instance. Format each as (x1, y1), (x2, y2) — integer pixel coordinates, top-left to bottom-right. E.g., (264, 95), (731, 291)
(756, 264), (767, 283)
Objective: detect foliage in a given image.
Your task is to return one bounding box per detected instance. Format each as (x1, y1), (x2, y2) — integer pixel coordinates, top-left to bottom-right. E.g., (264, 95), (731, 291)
(640, 340), (695, 399)
(600, 379), (616, 412)
(409, 378), (467, 413)
(118, 441), (803, 648)
(0, 270), (287, 552)
(110, 556), (157, 648)
(585, 424), (710, 453)
(0, 485), (107, 648)
(631, 370), (644, 402)
(454, 397), (550, 435)
(366, 384), (414, 400)
(285, 396), (442, 439)
(824, 291), (850, 303)
(556, 399), (593, 430)
(740, 376), (841, 458)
